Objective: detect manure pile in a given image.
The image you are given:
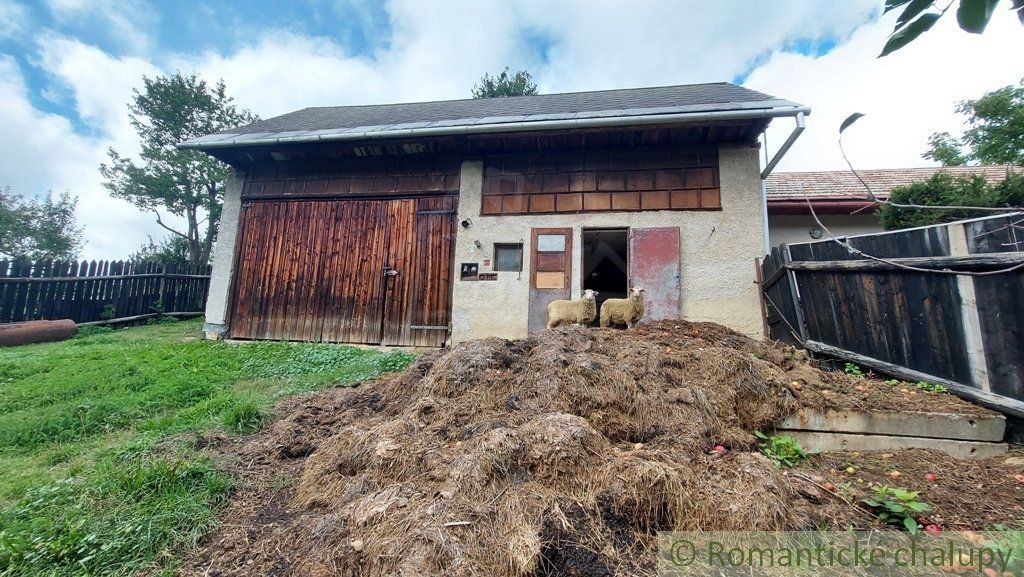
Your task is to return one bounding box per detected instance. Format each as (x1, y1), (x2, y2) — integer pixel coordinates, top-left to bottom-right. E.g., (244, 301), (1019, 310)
(186, 321), (911, 576)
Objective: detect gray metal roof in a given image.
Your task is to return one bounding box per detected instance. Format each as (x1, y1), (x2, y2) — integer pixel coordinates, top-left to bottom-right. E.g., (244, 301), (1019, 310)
(179, 82), (807, 150)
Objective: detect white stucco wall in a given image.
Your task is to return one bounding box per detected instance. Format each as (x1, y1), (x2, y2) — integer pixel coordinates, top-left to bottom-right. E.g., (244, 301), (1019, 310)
(768, 214), (883, 247)
(202, 170), (244, 339)
(449, 144), (766, 343)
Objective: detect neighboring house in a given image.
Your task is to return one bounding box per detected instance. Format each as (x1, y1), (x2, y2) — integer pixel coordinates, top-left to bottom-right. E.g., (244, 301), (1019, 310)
(180, 83), (808, 346)
(766, 165), (1017, 246)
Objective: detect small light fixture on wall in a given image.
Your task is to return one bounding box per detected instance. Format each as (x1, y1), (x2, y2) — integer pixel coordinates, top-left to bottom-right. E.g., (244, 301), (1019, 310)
(809, 226), (823, 239)
(461, 218), (473, 229)
(474, 240), (482, 249)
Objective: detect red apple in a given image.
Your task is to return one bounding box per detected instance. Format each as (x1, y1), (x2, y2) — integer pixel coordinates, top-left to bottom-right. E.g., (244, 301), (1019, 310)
(924, 524), (942, 534)
(712, 445), (728, 455)
(924, 472), (938, 483)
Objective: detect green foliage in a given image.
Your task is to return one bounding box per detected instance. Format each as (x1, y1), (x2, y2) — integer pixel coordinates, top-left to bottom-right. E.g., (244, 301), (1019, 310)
(0, 454), (230, 576)
(883, 378), (948, 392)
(471, 67), (539, 98)
(74, 326), (113, 339)
(924, 80), (1024, 166)
(924, 132), (970, 166)
(0, 319), (415, 575)
(130, 235), (192, 265)
(862, 485), (932, 533)
(843, 362), (865, 378)
(100, 73), (256, 266)
(881, 0), (1023, 57)
(0, 188), (83, 260)
(100, 304), (118, 321)
(914, 380), (948, 393)
(754, 431), (816, 468)
(877, 172), (1024, 229)
(220, 394), (272, 434)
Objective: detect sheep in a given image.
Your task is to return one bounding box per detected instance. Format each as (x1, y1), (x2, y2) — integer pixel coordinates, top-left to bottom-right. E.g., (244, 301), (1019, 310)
(546, 289), (599, 328)
(599, 286), (646, 328)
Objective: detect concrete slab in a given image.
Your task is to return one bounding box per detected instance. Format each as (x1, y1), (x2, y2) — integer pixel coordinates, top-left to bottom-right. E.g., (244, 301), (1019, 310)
(786, 431), (1008, 460)
(778, 409), (1005, 442)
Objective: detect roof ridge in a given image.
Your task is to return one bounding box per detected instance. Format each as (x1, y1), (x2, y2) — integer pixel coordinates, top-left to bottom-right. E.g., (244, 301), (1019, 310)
(770, 165), (1020, 176)
(295, 82), (750, 111)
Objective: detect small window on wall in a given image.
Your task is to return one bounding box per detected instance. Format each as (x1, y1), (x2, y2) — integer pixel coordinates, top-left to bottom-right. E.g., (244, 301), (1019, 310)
(494, 243), (523, 272)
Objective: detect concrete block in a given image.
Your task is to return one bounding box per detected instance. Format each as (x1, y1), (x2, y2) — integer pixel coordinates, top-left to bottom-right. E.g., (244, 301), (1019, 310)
(203, 322), (227, 341)
(778, 409), (1005, 442)
(786, 431), (1008, 460)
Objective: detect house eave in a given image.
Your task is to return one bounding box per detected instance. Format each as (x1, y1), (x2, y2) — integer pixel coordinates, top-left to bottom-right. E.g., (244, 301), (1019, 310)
(178, 104), (811, 151)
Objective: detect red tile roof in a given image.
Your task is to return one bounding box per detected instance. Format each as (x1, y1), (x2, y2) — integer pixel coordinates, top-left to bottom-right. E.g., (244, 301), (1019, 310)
(766, 165), (1019, 202)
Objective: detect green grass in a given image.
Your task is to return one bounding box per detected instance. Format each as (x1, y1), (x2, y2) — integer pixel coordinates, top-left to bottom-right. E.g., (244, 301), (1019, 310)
(0, 318), (414, 576)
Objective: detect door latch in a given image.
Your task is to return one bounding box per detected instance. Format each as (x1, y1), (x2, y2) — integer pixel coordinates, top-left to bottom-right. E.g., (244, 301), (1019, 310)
(383, 266), (400, 277)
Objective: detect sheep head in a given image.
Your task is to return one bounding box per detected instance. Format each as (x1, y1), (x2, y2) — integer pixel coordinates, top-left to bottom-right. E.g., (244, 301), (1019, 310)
(629, 286), (645, 299)
(582, 289), (599, 300)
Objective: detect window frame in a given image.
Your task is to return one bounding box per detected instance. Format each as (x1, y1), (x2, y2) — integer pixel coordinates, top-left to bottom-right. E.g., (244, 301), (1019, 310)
(493, 242), (524, 272)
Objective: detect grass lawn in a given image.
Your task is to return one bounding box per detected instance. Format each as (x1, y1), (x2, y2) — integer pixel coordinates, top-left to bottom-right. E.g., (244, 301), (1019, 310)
(0, 318), (413, 576)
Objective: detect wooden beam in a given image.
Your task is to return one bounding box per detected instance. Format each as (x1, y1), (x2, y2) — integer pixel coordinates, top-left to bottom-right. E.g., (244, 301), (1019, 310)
(804, 339), (1024, 419)
(755, 258), (770, 339)
(787, 251), (1024, 273)
(77, 311), (205, 327)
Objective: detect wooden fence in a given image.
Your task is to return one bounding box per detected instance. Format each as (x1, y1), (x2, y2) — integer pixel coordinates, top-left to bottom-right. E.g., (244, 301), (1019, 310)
(0, 259), (211, 325)
(759, 212), (1024, 418)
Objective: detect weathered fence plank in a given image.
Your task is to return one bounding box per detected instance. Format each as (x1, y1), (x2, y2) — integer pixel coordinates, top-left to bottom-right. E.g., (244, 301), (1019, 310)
(0, 258), (211, 325)
(761, 212), (1024, 417)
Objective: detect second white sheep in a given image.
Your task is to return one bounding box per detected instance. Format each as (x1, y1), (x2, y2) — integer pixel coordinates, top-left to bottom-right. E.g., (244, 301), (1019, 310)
(599, 286), (646, 328)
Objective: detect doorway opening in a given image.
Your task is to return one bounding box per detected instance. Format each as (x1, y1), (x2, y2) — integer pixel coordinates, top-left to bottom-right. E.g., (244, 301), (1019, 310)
(581, 228), (629, 326)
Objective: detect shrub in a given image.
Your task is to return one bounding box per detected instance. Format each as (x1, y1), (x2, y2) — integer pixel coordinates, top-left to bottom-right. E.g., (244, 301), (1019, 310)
(877, 172), (1023, 230)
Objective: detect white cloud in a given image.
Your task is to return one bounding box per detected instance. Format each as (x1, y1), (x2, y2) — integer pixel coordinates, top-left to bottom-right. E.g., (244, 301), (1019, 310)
(37, 35), (160, 149)
(0, 55), (158, 259)
(0, 0), (29, 39)
(4, 1), (1021, 259)
(747, 9), (1024, 172)
(43, 0), (153, 54)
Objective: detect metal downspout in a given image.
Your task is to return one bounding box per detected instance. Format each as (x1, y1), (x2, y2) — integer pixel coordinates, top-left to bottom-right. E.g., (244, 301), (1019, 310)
(759, 111), (808, 251)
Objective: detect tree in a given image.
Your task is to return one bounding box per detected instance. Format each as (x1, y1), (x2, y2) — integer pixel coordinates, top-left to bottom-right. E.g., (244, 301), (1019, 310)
(101, 73), (256, 266)
(924, 80), (1024, 166)
(129, 235), (191, 265)
(881, 0), (1024, 57)
(877, 171), (1024, 229)
(471, 67), (539, 98)
(0, 187), (83, 259)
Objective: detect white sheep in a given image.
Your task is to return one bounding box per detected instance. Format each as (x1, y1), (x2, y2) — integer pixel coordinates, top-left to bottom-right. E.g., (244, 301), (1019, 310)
(546, 289), (599, 328)
(599, 286), (646, 328)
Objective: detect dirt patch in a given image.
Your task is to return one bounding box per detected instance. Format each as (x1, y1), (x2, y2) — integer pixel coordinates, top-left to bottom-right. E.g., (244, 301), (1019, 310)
(798, 448), (1024, 530)
(179, 321), (1011, 577)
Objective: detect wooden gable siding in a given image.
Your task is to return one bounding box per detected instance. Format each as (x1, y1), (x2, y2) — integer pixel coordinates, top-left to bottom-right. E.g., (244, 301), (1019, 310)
(241, 156), (462, 200)
(481, 145), (720, 216)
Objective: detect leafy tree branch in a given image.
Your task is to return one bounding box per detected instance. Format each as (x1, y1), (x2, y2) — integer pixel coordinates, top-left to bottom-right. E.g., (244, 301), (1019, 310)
(100, 73), (256, 265)
(471, 67), (539, 98)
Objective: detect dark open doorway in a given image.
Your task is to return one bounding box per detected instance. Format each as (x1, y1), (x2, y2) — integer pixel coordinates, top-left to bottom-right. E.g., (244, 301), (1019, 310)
(581, 228), (629, 326)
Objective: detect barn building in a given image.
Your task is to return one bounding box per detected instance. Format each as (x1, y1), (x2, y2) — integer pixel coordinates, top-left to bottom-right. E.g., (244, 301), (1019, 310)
(180, 83), (809, 346)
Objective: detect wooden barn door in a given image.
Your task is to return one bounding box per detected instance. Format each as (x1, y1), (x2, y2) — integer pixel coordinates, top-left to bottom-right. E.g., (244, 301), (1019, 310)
(228, 197), (455, 345)
(381, 196), (457, 347)
(628, 227), (681, 321)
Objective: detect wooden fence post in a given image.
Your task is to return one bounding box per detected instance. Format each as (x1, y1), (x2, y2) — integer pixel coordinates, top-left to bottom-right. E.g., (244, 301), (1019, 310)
(948, 222), (990, 392)
(782, 244), (809, 343)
